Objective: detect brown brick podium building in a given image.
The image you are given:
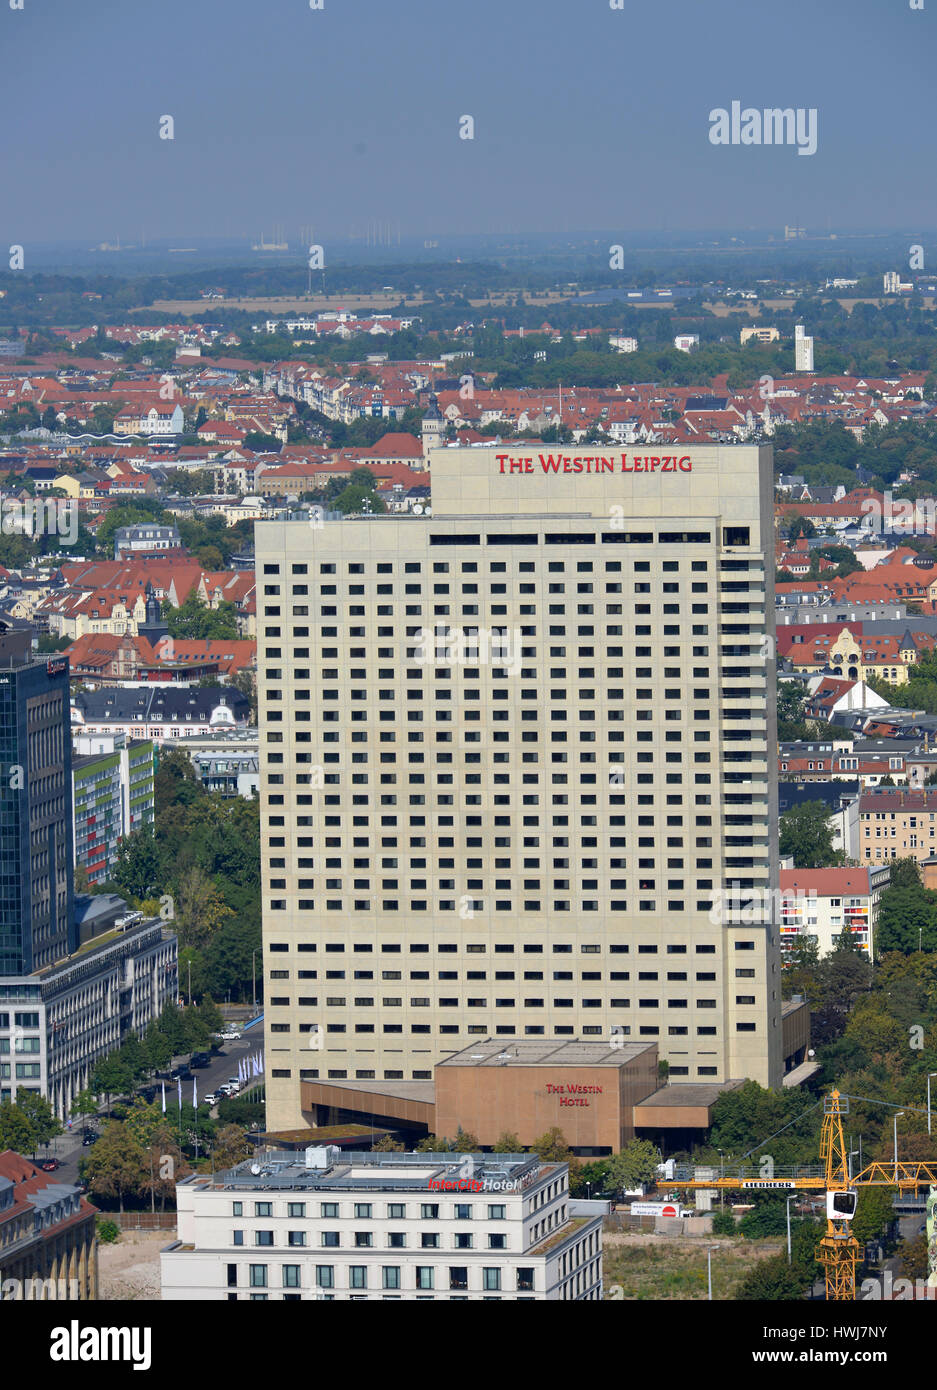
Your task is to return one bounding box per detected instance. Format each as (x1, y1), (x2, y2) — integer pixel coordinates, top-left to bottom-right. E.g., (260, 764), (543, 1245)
(434, 1040), (659, 1154)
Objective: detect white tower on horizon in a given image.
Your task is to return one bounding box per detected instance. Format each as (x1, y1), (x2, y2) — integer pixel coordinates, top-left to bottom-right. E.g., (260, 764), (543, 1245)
(794, 324), (814, 373)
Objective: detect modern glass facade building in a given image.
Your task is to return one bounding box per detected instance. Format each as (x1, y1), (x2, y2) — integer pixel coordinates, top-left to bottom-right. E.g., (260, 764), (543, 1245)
(0, 641), (74, 976)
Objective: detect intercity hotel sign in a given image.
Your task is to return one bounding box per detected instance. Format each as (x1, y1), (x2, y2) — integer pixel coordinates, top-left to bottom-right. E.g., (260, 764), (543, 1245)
(496, 452), (693, 475)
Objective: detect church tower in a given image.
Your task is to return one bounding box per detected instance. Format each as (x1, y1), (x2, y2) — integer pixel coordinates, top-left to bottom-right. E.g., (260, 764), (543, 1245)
(421, 391), (444, 460)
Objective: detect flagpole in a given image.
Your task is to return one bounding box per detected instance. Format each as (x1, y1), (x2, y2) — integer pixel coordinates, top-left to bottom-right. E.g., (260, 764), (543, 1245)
(193, 1076), (199, 1163)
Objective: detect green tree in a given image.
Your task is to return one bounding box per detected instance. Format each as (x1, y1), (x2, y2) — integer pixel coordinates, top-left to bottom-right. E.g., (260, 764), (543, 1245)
(15, 1090), (62, 1149)
(91, 1054), (134, 1109)
(0, 1097), (36, 1153)
(779, 801), (842, 868)
(606, 1139), (660, 1194)
(112, 824), (161, 899)
(449, 1129), (481, 1152)
(850, 1187), (895, 1246)
(492, 1131), (522, 1153)
(529, 1127), (572, 1162)
(734, 1253), (811, 1300)
(373, 1134), (405, 1152)
(70, 1088), (99, 1121)
(165, 591), (238, 641)
(81, 1121), (148, 1213)
(876, 883), (937, 954)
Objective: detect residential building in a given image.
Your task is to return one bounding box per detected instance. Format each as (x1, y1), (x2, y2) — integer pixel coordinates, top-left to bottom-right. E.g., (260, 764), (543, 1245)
(190, 749), (259, 799)
(859, 786), (937, 863)
(0, 1151), (97, 1300)
(778, 865), (890, 960)
(113, 525), (182, 560)
(254, 442), (783, 1132)
(740, 326), (779, 346)
(161, 1148), (602, 1301)
(113, 402), (184, 436)
(71, 735), (156, 886)
(70, 686), (250, 744)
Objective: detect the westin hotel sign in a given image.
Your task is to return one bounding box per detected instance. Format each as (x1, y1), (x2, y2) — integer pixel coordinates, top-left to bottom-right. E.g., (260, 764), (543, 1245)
(496, 452), (693, 475)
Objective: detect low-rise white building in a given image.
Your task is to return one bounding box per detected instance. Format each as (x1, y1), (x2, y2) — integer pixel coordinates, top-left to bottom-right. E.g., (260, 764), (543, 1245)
(161, 1149), (603, 1301)
(778, 866), (890, 961)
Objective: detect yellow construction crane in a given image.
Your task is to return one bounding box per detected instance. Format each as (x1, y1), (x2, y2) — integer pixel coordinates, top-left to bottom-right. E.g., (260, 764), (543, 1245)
(665, 1089), (937, 1301)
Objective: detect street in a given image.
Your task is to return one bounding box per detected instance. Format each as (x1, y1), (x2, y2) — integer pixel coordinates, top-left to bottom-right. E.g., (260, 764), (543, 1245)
(38, 1023), (266, 1186)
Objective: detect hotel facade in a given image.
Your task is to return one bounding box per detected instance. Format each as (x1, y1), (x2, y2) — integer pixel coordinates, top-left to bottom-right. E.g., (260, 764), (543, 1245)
(255, 444), (783, 1131)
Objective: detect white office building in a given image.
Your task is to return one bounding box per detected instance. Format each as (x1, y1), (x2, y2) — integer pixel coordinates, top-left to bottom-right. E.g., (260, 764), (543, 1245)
(161, 1148), (602, 1300)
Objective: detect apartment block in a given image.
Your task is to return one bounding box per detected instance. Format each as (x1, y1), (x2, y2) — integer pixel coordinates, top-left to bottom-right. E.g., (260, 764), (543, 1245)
(779, 865), (890, 960)
(161, 1148), (601, 1301)
(71, 734), (156, 886)
(859, 786), (937, 862)
(255, 443), (783, 1131)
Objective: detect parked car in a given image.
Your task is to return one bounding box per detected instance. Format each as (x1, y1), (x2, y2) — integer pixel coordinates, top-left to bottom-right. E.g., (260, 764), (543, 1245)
(39, 1158), (60, 1172)
(204, 1092), (220, 1107)
(82, 1131), (98, 1147)
(219, 1030), (241, 1042)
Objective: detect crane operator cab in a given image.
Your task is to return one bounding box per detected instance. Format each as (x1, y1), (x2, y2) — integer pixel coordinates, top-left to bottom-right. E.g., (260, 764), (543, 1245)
(827, 1189), (858, 1221)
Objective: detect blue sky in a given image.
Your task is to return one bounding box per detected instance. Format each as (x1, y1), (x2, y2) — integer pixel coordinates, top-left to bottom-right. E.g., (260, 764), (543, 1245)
(3, 0), (935, 244)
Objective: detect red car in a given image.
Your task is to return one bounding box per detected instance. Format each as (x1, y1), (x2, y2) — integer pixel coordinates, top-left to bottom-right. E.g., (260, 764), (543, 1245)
(39, 1158), (60, 1172)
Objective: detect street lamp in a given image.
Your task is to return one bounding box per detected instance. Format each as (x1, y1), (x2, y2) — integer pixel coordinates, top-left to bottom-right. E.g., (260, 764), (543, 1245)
(894, 1111), (905, 1174)
(928, 1075), (937, 1137)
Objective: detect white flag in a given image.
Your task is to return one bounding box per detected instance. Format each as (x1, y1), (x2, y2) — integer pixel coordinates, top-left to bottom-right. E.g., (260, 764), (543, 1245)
(161, 1082), (166, 1114)
(192, 1077), (198, 1108)
(177, 1078), (182, 1111)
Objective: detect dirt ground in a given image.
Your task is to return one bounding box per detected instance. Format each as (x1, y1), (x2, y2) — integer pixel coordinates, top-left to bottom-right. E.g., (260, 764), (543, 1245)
(98, 1230), (168, 1301)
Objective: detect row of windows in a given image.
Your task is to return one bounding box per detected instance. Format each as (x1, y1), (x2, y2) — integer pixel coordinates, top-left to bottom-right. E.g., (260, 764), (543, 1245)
(235, 1230), (514, 1250)
(266, 560), (727, 575)
(234, 1200), (510, 1220)
(234, 1263), (528, 1292)
(266, 942), (745, 954)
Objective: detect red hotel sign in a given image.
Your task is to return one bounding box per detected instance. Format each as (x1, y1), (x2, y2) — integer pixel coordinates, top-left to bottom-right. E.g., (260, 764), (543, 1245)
(546, 1083), (604, 1108)
(496, 452), (692, 475)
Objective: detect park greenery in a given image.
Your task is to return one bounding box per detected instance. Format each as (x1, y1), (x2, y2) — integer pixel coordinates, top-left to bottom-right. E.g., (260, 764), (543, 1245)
(103, 747), (261, 1005)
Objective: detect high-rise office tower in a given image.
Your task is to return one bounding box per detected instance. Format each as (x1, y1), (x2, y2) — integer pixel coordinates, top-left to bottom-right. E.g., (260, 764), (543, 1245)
(256, 444), (782, 1131)
(0, 632), (75, 975)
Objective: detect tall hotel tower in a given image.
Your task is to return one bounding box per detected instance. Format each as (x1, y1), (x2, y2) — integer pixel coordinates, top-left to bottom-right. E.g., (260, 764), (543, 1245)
(256, 444), (782, 1131)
